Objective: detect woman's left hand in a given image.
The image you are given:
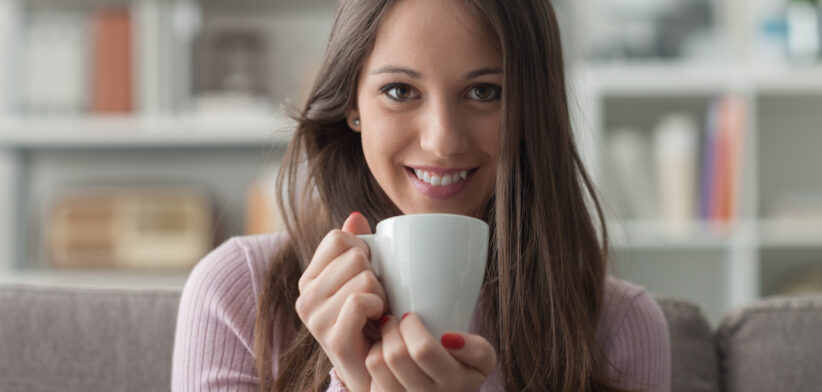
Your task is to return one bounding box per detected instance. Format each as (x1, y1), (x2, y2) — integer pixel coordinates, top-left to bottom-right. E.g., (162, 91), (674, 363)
(365, 313), (497, 392)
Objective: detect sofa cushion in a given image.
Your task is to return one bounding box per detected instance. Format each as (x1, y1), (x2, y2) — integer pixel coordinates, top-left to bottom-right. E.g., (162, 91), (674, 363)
(0, 284), (181, 392)
(655, 297), (721, 392)
(0, 284), (717, 392)
(717, 295), (822, 392)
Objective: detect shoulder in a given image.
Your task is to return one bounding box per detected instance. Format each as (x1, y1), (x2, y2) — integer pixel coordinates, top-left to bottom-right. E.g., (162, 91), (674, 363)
(596, 276), (671, 391)
(172, 233), (290, 388)
(176, 232), (290, 331)
(183, 232), (289, 301)
(597, 276), (668, 343)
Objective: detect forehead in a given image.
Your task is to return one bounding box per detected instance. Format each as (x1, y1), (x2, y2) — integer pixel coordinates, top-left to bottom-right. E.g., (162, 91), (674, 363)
(365, 0), (501, 75)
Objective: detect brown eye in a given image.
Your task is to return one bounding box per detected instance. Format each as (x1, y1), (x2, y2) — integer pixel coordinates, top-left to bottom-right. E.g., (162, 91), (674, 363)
(467, 84), (501, 102)
(381, 83), (419, 101)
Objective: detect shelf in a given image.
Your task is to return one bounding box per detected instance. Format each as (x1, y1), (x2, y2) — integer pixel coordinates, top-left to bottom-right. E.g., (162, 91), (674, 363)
(608, 220), (734, 250)
(759, 220), (822, 248)
(0, 114), (294, 149)
(577, 63), (822, 96)
(0, 268), (190, 290)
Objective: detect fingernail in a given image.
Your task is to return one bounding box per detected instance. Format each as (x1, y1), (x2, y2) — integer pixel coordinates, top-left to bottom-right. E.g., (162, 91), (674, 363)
(441, 333), (465, 350)
(379, 315), (390, 327)
(401, 312), (409, 320)
(348, 211), (362, 219)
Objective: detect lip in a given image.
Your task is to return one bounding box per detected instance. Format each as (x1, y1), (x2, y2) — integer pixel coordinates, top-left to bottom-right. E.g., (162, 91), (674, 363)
(405, 166), (477, 199)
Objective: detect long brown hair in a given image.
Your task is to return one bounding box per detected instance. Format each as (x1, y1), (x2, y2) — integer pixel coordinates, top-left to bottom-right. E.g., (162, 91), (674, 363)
(253, 0), (622, 390)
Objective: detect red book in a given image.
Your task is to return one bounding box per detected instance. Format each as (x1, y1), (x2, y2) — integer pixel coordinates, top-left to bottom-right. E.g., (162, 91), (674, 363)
(710, 96), (747, 223)
(91, 8), (132, 113)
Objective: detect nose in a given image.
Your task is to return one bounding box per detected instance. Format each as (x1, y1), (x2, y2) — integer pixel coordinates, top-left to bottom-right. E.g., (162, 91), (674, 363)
(419, 99), (467, 158)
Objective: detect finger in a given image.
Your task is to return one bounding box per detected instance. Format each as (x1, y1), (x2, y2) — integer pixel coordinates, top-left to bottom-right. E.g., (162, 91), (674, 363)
(314, 268), (387, 329)
(309, 246), (376, 300)
(441, 332), (497, 378)
(300, 229), (369, 292)
(398, 313), (461, 384)
(331, 292), (385, 340)
(366, 340), (404, 392)
(342, 211), (373, 235)
(380, 315), (435, 390)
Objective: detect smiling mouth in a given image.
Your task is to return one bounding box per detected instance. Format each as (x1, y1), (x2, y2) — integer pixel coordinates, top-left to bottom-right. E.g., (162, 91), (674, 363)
(407, 167), (476, 186)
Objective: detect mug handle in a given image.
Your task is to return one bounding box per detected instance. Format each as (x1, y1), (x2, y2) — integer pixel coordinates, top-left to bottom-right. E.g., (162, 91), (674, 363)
(356, 234), (381, 278)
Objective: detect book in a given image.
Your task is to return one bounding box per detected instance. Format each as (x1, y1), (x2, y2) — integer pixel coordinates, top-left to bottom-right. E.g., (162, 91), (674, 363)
(91, 8), (133, 113)
(21, 11), (88, 114)
(701, 95), (747, 225)
(653, 113), (699, 236)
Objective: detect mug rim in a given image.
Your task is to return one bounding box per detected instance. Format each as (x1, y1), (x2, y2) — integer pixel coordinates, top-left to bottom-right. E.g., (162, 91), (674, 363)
(375, 213), (488, 231)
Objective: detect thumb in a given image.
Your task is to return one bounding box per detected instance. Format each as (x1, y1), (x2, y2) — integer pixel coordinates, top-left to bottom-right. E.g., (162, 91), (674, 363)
(441, 332), (497, 378)
(341, 211), (372, 235)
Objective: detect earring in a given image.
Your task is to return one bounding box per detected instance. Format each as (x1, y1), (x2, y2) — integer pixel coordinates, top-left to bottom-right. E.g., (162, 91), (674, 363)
(353, 118), (360, 126)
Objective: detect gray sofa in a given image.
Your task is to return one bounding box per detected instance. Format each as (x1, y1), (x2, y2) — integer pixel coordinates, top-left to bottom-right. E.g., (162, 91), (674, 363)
(1, 284), (821, 392)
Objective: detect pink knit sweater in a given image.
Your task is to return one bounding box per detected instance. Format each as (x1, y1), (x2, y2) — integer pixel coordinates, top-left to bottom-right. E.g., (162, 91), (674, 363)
(172, 233), (671, 391)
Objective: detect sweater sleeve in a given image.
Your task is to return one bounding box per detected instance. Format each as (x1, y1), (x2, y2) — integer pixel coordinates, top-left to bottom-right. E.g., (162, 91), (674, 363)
(603, 290), (672, 392)
(172, 238), (261, 391)
(171, 235), (351, 392)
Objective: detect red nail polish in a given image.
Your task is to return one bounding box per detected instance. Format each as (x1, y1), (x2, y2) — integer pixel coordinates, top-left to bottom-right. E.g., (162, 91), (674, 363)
(379, 315), (390, 327)
(441, 333), (465, 350)
(401, 312), (409, 320)
(349, 211), (362, 218)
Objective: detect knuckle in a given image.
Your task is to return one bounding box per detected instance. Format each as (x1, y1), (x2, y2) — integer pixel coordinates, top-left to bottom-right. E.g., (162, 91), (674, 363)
(342, 292), (369, 315)
(297, 275), (309, 293)
(356, 270), (380, 293)
(384, 347), (407, 367)
(294, 295), (309, 319)
(343, 247), (370, 271)
(328, 230), (348, 248)
(365, 350), (385, 372)
(409, 340), (438, 363)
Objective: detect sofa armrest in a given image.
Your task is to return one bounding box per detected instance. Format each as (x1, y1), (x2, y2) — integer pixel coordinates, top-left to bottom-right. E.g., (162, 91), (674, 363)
(655, 297), (721, 392)
(717, 295), (822, 392)
(0, 284), (181, 392)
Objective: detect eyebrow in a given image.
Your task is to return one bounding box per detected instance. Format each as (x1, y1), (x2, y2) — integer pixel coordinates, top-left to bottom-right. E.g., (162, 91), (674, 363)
(369, 65), (502, 80)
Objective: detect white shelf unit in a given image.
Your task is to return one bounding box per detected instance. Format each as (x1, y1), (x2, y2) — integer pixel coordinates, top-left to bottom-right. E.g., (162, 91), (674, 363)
(0, 0), (337, 287)
(558, 0), (822, 325)
(574, 67), (822, 325)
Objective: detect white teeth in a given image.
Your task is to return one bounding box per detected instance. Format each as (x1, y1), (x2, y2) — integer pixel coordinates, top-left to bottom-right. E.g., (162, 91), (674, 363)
(412, 168), (471, 186)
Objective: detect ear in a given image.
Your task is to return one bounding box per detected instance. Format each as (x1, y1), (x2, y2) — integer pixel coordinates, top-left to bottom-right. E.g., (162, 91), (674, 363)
(346, 108), (362, 132)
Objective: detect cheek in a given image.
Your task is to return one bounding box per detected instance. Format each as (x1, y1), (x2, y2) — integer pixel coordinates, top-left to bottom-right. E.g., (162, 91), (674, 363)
(467, 113), (501, 159)
(360, 113), (416, 174)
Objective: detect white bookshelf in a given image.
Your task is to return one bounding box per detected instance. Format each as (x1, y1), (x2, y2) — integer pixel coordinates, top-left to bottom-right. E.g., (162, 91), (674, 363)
(566, 0), (822, 325)
(0, 0), (335, 287)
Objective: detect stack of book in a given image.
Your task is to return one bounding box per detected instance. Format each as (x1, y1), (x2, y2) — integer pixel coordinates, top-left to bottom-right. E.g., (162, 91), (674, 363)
(20, 7), (133, 115)
(607, 95), (748, 235)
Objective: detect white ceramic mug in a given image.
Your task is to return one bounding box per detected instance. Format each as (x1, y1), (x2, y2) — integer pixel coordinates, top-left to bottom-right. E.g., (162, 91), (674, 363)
(357, 213), (489, 338)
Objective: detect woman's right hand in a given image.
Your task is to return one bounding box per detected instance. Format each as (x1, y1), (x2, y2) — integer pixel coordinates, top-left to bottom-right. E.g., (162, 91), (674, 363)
(295, 212), (386, 392)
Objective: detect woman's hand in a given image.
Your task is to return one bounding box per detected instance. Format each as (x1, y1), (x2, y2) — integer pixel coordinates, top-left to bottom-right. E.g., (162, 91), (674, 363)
(296, 212), (387, 392)
(366, 313), (497, 392)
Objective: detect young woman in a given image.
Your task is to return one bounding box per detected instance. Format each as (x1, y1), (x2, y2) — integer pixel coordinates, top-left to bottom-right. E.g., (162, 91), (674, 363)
(172, 0), (671, 391)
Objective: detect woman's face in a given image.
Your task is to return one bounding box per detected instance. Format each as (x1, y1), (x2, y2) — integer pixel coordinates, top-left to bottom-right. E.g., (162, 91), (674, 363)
(348, 0), (502, 217)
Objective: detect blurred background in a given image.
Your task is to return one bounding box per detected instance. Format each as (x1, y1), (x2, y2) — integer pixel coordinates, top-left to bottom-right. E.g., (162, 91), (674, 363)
(0, 0), (820, 325)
